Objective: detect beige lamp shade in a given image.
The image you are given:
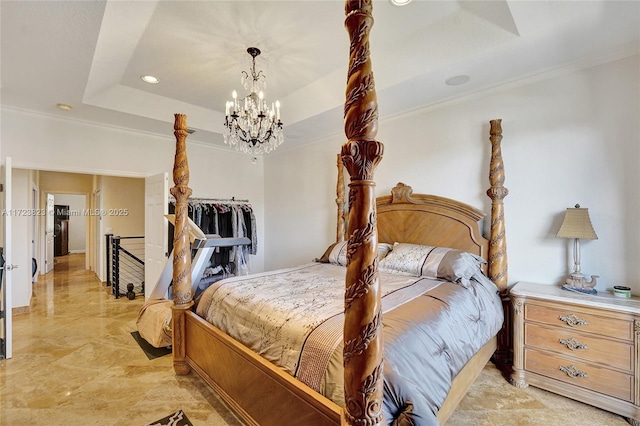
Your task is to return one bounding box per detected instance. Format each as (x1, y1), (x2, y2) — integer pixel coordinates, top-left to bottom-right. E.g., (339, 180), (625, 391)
(556, 204), (598, 240)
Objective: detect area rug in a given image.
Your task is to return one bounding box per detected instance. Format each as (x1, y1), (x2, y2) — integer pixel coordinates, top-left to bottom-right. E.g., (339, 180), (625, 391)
(146, 410), (193, 426)
(131, 331), (172, 360)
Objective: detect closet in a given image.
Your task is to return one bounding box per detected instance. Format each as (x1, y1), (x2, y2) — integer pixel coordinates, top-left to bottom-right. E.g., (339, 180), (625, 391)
(168, 198), (256, 295)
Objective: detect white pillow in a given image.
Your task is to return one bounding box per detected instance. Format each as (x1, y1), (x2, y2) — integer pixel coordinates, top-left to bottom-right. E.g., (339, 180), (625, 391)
(327, 241), (393, 266)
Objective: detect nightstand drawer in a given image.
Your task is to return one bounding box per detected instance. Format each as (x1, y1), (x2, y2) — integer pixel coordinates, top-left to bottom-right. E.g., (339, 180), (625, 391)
(524, 323), (633, 371)
(525, 304), (633, 341)
(524, 348), (633, 402)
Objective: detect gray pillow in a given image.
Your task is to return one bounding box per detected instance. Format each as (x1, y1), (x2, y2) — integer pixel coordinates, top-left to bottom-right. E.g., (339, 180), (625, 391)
(379, 243), (486, 287)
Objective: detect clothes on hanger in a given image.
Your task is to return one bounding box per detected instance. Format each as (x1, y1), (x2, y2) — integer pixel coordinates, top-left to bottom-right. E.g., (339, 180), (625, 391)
(167, 198), (257, 280)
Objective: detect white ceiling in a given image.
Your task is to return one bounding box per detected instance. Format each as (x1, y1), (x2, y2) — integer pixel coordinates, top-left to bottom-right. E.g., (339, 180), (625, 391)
(1, 1), (639, 151)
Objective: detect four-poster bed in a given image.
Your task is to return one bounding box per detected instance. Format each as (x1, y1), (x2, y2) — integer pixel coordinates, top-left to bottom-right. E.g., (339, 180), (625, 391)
(168, 2), (509, 425)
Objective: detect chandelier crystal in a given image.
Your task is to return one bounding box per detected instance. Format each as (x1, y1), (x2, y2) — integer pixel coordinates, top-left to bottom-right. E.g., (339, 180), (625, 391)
(223, 47), (284, 155)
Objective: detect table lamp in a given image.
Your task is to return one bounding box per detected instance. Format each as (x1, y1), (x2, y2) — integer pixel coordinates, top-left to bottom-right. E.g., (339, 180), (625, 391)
(556, 204), (598, 294)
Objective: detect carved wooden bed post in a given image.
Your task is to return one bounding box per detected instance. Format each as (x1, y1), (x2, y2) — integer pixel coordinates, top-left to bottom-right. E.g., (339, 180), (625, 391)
(336, 154), (347, 242)
(342, 1), (384, 425)
(486, 118), (510, 366)
(171, 113), (194, 375)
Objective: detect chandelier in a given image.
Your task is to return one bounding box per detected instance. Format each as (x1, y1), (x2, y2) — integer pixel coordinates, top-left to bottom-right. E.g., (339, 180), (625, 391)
(223, 47), (284, 155)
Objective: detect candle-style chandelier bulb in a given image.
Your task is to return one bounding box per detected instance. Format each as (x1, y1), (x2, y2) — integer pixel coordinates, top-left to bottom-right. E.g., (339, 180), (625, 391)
(223, 47), (284, 155)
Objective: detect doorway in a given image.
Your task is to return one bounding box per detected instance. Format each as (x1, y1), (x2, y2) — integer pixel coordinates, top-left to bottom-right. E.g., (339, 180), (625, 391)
(54, 204), (69, 257)
(5, 167), (148, 360)
(35, 173), (145, 283)
(52, 194), (87, 259)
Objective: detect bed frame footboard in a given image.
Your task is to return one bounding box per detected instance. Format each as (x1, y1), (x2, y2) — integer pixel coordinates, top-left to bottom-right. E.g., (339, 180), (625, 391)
(178, 308), (343, 426)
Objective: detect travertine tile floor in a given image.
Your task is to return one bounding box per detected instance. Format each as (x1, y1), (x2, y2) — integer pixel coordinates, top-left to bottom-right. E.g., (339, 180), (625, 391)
(1, 254), (243, 426)
(449, 363), (629, 425)
(0, 254), (630, 425)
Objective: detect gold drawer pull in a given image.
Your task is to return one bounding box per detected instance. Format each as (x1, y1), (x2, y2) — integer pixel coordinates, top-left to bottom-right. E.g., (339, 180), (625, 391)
(559, 337), (588, 351)
(558, 313), (588, 327)
(559, 365), (588, 378)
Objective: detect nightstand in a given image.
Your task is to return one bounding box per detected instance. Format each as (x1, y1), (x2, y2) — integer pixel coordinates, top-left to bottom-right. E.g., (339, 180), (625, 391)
(510, 282), (640, 424)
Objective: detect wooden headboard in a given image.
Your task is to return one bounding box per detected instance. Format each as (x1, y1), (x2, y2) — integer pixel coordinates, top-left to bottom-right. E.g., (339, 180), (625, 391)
(376, 182), (488, 259)
(336, 117), (508, 284)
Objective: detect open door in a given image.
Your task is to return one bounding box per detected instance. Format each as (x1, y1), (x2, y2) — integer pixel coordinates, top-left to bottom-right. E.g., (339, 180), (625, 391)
(32, 187), (39, 282)
(44, 193), (54, 274)
(1, 157), (13, 359)
(144, 172), (169, 299)
(93, 189), (102, 280)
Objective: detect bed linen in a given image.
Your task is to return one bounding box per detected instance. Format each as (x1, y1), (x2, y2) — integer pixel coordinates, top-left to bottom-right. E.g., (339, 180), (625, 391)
(195, 262), (503, 425)
(196, 263), (436, 375)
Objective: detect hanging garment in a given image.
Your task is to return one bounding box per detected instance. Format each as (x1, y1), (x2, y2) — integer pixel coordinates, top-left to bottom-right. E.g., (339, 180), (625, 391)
(167, 198), (257, 277)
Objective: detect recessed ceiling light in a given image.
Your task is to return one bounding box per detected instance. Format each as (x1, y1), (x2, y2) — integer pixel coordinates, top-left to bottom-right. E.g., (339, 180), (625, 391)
(56, 103), (72, 111)
(445, 75), (471, 86)
(140, 75), (159, 84)
(390, 0), (413, 6)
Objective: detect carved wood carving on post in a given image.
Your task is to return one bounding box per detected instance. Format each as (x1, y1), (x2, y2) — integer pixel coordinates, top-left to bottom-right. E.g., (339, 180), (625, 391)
(487, 119), (508, 287)
(171, 113), (194, 375)
(336, 154), (347, 242)
(171, 113), (193, 305)
(342, 1), (384, 425)
(486, 118), (510, 365)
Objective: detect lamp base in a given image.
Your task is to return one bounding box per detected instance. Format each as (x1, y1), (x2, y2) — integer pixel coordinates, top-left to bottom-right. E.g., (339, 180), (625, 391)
(564, 273), (599, 292)
(562, 283), (597, 295)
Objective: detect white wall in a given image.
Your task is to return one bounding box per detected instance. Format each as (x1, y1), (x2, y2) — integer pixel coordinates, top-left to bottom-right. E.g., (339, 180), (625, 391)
(1, 112), (266, 308)
(264, 55), (640, 294)
(264, 141), (343, 270)
(101, 176), (145, 237)
(95, 176), (145, 282)
(53, 194), (86, 253)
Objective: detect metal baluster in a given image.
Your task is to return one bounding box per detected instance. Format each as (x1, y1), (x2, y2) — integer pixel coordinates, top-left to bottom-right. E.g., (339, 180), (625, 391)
(113, 236), (120, 298)
(105, 233), (113, 288)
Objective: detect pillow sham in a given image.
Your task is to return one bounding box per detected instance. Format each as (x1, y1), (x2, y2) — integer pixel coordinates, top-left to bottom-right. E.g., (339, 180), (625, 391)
(319, 241), (394, 266)
(378, 242), (486, 287)
(328, 241), (349, 266)
(316, 242), (338, 263)
(378, 242), (394, 260)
